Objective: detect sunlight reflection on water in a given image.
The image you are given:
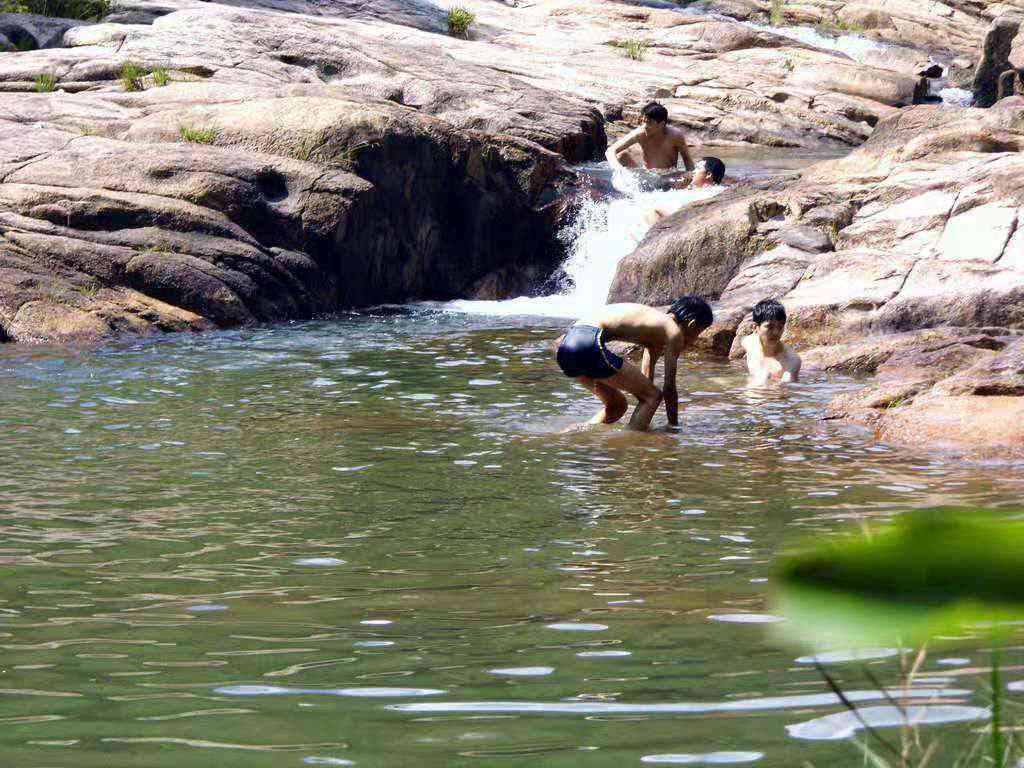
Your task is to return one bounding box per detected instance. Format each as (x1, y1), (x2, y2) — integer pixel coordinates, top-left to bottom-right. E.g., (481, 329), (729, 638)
(0, 310), (1020, 767)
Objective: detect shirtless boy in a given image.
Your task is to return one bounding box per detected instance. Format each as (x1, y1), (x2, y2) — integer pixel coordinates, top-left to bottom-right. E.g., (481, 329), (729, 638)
(606, 101), (695, 187)
(643, 156), (728, 228)
(741, 299), (801, 385)
(554, 297), (714, 431)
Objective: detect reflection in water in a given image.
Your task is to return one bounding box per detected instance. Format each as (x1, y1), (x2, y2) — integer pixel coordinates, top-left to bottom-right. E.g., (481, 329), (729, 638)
(787, 705), (990, 741)
(0, 309), (1020, 767)
(386, 688), (971, 715)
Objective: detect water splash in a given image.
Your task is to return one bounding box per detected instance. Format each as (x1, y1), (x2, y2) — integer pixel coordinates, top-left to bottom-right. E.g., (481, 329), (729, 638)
(939, 87), (973, 107)
(446, 172), (723, 319)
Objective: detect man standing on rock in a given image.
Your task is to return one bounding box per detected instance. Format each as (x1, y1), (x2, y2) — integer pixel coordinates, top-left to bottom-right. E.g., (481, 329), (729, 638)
(606, 101), (695, 187)
(554, 297), (714, 431)
(741, 299), (801, 385)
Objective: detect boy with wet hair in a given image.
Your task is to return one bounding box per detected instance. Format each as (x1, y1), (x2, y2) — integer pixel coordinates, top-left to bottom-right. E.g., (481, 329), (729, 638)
(554, 296), (714, 431)
(690, 156), (726, 187)
(606, 101), (695, 185)
(741, 298), (801, 385)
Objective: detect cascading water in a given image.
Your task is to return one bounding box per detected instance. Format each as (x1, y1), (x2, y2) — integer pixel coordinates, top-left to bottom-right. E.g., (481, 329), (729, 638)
(743, 21), (974, 107)
(446, 168), (724, 319)
(743, 21), (886, 63)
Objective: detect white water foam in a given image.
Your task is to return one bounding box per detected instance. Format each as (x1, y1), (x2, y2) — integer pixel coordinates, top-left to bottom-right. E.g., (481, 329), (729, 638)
(446, 172), (724, 320)
(939, 86), (973, 107)
(744, 22), (884, 63)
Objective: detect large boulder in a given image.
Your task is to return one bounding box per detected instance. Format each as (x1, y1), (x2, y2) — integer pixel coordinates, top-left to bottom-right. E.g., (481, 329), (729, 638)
(0, 2), (608, 343)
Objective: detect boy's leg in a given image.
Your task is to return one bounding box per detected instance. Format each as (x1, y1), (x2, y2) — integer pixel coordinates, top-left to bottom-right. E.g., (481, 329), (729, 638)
(602, 359), (663, 431)
(578, 376), (629, 424)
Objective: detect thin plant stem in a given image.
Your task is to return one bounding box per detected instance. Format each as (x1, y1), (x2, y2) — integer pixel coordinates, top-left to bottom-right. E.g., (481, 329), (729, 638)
(992, 645), (1004, 768)
(815, 661), (904, 763)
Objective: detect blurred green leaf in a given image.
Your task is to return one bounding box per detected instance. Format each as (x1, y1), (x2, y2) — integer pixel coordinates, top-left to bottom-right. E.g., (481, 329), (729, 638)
(772, 510), (1024, 647)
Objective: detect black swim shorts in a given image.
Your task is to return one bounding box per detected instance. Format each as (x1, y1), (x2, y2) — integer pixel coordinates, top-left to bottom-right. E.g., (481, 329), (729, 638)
(556, 325), (624, 380)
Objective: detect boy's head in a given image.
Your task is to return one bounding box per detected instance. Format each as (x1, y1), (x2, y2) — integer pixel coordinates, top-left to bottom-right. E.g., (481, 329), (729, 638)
(752, 298), (786, 346)
(668, 295), (714, 344)
(692, 156), (726, 187)
(641, 101), (669, 135)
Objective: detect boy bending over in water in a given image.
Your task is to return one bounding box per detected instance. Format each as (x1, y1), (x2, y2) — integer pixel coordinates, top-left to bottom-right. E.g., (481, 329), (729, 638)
(554, 296), (714, 431)
(741, 298), (801, 385)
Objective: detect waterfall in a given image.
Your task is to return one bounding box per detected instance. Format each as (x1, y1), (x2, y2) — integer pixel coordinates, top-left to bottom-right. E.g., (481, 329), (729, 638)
(446, 168), (724, 320)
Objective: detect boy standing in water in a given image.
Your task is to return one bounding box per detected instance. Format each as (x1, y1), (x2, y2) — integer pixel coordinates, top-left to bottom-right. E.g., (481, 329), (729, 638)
(741, 299), (801, 385)
(606, 101), (695, 186)
(554, 297), (714, 431)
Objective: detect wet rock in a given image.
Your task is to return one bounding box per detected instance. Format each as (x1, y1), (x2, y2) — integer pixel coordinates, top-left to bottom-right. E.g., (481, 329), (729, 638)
(873, 393), (1024, 458)
(777, 225), (833, 253)
(813, 329), (1024, 457)
(935, 336), (1024, 395)
(973, 13), (1024, 107)
(0, 12), (85, 50)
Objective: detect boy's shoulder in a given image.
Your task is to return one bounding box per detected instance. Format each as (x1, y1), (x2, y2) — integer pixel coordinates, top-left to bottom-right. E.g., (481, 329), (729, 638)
(667, 124), (689, 140)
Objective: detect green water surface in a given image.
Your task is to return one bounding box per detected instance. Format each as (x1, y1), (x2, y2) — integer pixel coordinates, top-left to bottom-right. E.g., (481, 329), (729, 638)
(0, 310), (1021, 767)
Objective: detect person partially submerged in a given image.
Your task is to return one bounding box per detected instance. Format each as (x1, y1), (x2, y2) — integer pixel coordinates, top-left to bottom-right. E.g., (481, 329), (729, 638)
(741, 298), (801, 385)
(643, 156), (729, 228)
(606, 101), (695, 188)
(554, 297), (714, 431)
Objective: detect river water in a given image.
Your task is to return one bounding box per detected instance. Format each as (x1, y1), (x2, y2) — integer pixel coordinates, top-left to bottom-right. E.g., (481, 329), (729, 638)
(1, 155), (1021, 767)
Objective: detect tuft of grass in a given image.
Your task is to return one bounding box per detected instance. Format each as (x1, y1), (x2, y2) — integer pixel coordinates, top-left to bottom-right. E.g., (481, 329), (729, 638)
(883, 394), (910, 410)
(14, 36), (37, 51)
(769, 0), (784, 26)
(35, 72), (57, 92)
(446, 7), (474, 38)
(178, 123), (220, 144)
(120, 61), (145, 92)
(76, 279), (102, 298)
(150, 67), (170, 87)
(295, 137), (375, 169)
(624, 38), (648, 60)
(8, 0), (110, 20)
(607, 38), (649, 60)
(813, 18), (866, 37)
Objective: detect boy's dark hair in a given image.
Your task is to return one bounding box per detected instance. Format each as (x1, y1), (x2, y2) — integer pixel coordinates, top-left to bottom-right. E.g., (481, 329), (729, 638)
(668, 295), (713, 331)
(702, 156), (726, 184)
(641, 101), (669, 124)
(752, 298), (787, 325)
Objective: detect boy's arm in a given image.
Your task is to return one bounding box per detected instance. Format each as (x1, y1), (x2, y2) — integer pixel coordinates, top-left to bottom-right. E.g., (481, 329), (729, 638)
(743, 335), (769, 386)
(676, 133), (695, 172)
(741, 335), (758, 376)
(606, 127), (643, 169)
(781, 350), (802, 383)
(663, 345), (680, 426)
